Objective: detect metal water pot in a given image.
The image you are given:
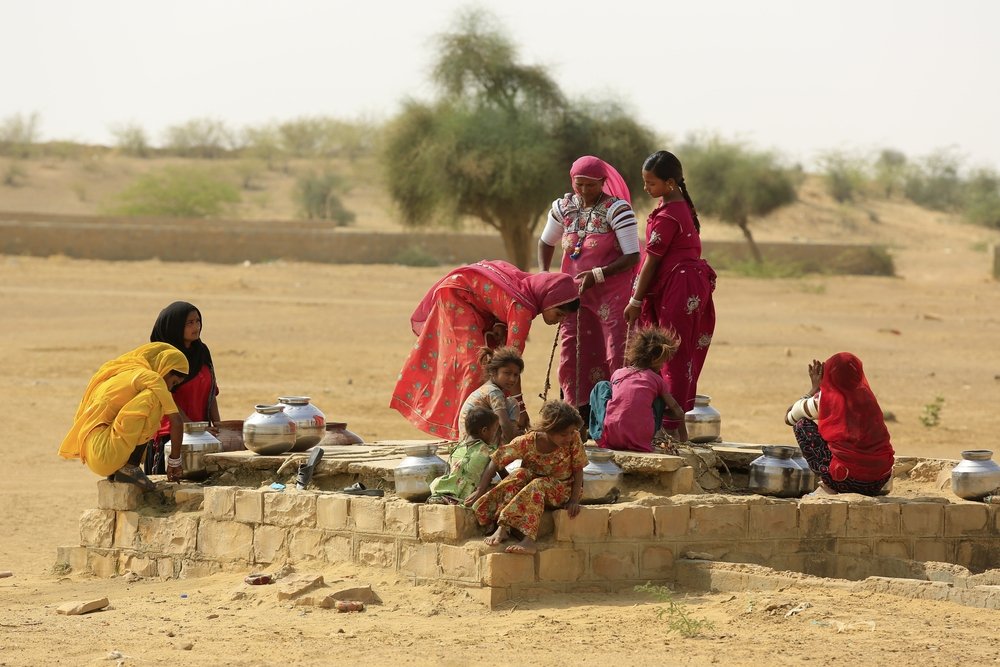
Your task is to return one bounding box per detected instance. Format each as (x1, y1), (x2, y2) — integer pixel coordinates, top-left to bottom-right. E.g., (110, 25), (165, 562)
(243, 404), (297, 456)
(394, 443), (449, 502)
(685, 394), (722, 443)
(581, 448), (623, 504)
(318, 422), (364, 447)
(277, 396), (326, 451)
(165, 421), (221, 479)
(951, 450), (1000, 500)
(791, 449), (818, 494)
(749, 445), (803, 498)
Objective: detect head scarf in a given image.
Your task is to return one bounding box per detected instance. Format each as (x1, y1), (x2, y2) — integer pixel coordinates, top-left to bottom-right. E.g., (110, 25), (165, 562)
(150, 301), (213, 387)
(817, 352), (894, 482)
(570, 156), (632, 205)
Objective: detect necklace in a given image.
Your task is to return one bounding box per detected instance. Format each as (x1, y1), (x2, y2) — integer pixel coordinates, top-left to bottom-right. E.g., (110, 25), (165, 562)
(569, 193), (605, 260)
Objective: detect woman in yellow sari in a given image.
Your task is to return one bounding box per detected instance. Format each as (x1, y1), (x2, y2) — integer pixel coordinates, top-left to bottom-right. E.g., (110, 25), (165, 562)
(59, 343), (188, 489)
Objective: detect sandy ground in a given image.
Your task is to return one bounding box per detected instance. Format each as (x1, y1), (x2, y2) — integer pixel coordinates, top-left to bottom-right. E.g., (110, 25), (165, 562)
(2, 180), (1000, 664)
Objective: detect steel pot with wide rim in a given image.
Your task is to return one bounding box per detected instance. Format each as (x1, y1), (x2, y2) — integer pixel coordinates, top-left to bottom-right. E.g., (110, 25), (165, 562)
(581, 448), (623, 504)
(951, 449), (1000, 501)
(243, 404), (297, 456)
(685, 394), (722, 443)
(215, 419), (245, 452)
(165, 421), (221, 479)
(791, 449), (818, 495)
(277, 396), (326, 451)
(394, 443), (449, 502)
(749, 445), (803, 498)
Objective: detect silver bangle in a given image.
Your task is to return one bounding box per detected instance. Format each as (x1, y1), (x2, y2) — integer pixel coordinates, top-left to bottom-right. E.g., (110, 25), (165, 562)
(591, 267), (605, 284)
(167, 456), (182, 466)
(628, 296), (643, 309)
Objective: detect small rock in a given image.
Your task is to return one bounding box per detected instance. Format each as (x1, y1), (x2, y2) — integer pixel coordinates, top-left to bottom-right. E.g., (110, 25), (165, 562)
(107, 650), (124, 660)
(179, 642), (194, 651)
(57, 597), (110, 615)
(327, 585), (381, 605)
(123, 571), (141, 583)
(682, 552), (716, 561)
(0, 571), (13, 579)
(207, 614), (219, 620)
(166, 631), (175, 637)
(784, 348), (792, 357)
(882, 411), (897, 422)
(276, 573), (324, 601)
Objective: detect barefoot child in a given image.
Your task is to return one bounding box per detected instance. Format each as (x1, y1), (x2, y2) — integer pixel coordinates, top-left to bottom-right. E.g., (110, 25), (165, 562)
(456, 346), (529, 445)
(466, 400), (587, 555)
(594, 326), (687, 451)
(427, 407), (501, 504)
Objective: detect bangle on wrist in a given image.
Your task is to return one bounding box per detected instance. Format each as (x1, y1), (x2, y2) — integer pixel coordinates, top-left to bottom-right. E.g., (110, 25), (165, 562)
(628, 296), (643, 309)
(591, 267), (605, 284)
(168, 456), (182, 465)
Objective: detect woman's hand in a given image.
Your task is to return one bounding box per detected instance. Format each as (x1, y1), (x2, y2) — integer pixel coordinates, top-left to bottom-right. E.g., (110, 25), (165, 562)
(807, 359), (824, 394)
(575, 270), (596, 293)
(166, 456), (184, 482)
(624, 303), (641, 325)
(565, 500), (581, 518)
(463, 489), (484, 506)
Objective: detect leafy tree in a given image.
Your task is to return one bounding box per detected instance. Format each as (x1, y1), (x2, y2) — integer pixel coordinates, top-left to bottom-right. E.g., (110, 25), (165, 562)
(680, 137), (797, 263)
(872, 148), (907, 198)
(903, 148), (965, 211)
(962, 168), (1000, 229)
(108, 166), (240, 217)
(295, 170), (355, 225)
(162, 118), (235, 158)
(110, 122), (151, 157)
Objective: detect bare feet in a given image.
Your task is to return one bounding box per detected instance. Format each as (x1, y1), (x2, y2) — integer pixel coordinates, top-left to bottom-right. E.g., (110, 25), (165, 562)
(505, 537), (537, 555)
(484, 524), (509, 547)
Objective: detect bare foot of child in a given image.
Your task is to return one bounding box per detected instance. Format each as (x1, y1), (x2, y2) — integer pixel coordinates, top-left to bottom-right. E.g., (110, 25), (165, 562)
(505, 537), (536, 555)
(484, 524), (509, 546)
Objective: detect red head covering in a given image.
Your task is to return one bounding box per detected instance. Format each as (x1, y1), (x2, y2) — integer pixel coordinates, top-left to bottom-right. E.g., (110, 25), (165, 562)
(570, 156), (631, 204)
(817, 352), (894, 482)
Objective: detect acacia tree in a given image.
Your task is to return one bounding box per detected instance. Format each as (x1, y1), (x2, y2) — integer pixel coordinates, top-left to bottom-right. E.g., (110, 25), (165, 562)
(381, 10), (655, 268)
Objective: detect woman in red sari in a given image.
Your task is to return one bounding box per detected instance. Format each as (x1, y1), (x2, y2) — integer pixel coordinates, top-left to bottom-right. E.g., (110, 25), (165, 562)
(625, 151), (717, 438)
(391, 260), (580, 439)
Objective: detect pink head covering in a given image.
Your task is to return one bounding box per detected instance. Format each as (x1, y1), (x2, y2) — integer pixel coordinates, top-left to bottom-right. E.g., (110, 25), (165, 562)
(570, 155), (631, 204)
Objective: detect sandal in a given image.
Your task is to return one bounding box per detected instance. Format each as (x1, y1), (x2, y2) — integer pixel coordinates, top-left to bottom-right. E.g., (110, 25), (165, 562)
(112, 464), (156, 492)
(295, 447), (325, 490)
(341, 482), (384, 497)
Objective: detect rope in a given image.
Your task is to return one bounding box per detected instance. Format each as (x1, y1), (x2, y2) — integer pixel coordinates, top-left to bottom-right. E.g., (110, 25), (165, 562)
(539, 322), (561, 402)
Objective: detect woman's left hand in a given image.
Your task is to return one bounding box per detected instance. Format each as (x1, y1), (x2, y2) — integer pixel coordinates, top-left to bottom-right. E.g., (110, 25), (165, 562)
(574, 270), (595, 292)
(566, 501), (581, 518)
(624, 303), (641, 325)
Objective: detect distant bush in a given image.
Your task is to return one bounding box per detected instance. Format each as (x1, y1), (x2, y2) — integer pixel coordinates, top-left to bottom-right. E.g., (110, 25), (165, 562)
(872, 149), (907, 197)
(108, 166), (240, 218)
(394, 247), (440, 267)
(962, 168), (1000, 229)
(903, 148), (965, 211)
(162, 118), (235, 158)
(3, 161), (28, 187)
(0, 112), (41, 158)
(819, 151), (868, 203)
(277, 116), (375, 159)
(295, 170), (355, 225)
(110, 122), (151, 157)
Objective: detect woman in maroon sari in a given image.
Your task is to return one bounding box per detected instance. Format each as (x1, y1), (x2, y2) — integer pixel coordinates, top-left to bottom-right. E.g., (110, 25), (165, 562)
(391, 260), (579, 439)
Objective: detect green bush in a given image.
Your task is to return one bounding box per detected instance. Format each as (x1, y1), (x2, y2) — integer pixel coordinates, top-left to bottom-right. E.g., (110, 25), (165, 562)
(295, 170), (355, 225)
(393, 247), (440, 267)
(110, 122), (151, 157)
(873, 148), (907, 197)
(962, 168), (1000, 229)
(0, 112), (41, 158)
(162, 118), (234, 158)
(904, 149), (965, 211)
(819, 151), (868, 203)
(108, 166), (240, 218)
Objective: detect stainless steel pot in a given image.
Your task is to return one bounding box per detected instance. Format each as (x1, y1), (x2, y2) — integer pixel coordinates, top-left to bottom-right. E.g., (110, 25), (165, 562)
(165, 421), (221, 480)
(685, 394), (722, 443)
(394, 443), (448, 502)
(951, 450), (1000, 500)
(749, 445), (803, 498)
(581, 448), (623, 504)
(791, 449), (818, 495)
(243, 404), (297, 456)
(318, 422), (364, 447)
(277, 396), (326, 451)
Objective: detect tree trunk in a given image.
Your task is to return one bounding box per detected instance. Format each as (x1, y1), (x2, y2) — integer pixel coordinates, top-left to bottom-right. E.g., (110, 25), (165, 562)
(738, 218), (763, 264)
(499, 217), (535, 270)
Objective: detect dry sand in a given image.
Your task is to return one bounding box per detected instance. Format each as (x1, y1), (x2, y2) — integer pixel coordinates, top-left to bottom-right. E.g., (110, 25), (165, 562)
(1, 180), (1000, 664)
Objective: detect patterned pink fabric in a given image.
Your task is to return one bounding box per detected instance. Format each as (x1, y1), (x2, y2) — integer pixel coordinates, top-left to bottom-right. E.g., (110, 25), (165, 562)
(598, 367), (668, 452)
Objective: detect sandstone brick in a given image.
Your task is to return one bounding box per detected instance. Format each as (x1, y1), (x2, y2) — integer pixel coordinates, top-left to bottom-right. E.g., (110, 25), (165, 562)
(875, 539), (912, 560)
(316, 495), (350, 530)
(180, 559), (222, 578)
(173, 485), (205, 505)
(945, 504), (989, 536)
(80, 509), (116, 548)
(900, 502), (945, 536)
(400, 542), (440, 578)
(846, 503), (900, 537)
(913, 539), (952, 563)
(264, 492), (317, 528)
(609, 506), (654, 539)
(253, 525), (287, 564)
(204, 486), (237, 520)
(198, 519), (253, 561)
(653, 504), (689, 538)
(664, 466), (695, 495)
(384, 501), (419, 537)
(55, 546), (90, 572)
(356, 539), (396, 568)
(119, 553), (158, 577)
(276, 572), (325, 600)
(418, 504), (477, 541)
(799, 501), (847, 537)
(956, 539), (994, 571)
(749, 503), (798, 539)
(323, 535), (352, 563)
(56, 597), (110, 615)
(590, 544), (639, 581)
(288, 528), (326, 562)
(439, 544), (479, 581)
(481, 553), (536, 587)
(97, 480), (142, 511)
(537, 548), (585, 583)
(553, 507), (609, 542)
(136, 515), (199, 556)
(157, 557), (178, 579)
(351, 497), (386, 534)
(837, 539), (873, 557)
(235, 489), (264, 523)
(640, 545), (675, 579)
(88, 550), (117, 577)
(114, 511), (139, 548)
(688, 504), (747, 540)
(537, 512), (555, 539)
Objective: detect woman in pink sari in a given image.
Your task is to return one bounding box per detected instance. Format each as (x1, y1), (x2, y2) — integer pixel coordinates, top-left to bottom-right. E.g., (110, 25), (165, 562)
(537, 156), (639, 422)
(391, 260), (579, 439)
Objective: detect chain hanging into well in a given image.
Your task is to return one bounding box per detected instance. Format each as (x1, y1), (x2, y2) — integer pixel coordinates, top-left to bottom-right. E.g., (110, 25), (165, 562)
(539, 322), (562, 402)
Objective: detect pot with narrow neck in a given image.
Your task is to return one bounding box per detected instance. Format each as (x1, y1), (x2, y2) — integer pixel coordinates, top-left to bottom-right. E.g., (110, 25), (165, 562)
(277, 396), (326, 451)
(951, 450), (1000, 501)
(749, 445), (803, 498)
(581, 448), (623, 504)
(165, 421), (221, 480)
(685, 394), (721, 443)
(243, 404), (297, 456)
(394, 443), (449, 502)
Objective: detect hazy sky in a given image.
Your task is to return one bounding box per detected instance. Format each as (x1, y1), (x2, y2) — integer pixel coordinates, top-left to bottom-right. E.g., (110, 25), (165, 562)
(4, 0), (998, 169)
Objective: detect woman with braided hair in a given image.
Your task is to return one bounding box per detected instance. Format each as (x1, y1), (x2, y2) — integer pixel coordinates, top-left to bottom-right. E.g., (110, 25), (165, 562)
(624, 151), (717, 439)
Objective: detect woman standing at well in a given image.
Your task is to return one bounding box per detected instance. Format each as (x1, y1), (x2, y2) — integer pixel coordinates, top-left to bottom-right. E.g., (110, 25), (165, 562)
(537, 156), (639, 421)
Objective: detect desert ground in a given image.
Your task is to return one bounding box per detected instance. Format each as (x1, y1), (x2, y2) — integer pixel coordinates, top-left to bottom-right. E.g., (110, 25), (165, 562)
(2, 165), (1000, 665)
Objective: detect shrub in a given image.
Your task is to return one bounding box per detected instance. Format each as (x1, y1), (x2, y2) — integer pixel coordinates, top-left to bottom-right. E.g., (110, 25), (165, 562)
(0, 112), (41, 158)
(819, 151), (868, 203)
(873, 148), (907, 197)
(394, 247), (439, 267)
(3, 161), (28, 187)
(110, 122), (151, 157)
(904, 148), (965, 211)
(162, 118), (234, 158)
(108, 166), (240, 218)
(962, 168), (1000, 229)
(295, 170), (355, 225)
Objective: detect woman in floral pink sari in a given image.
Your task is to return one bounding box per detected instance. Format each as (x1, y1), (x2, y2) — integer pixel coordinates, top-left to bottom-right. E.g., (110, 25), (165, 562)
(390, 260), (579, 439)
(537, 156), (639, 422)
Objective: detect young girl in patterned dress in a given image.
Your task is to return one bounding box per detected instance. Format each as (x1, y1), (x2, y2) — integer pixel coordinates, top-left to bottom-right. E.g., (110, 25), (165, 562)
(428, 407), (501, 504)
(456, 347), (529, 445)
(466, 400), (587, 555)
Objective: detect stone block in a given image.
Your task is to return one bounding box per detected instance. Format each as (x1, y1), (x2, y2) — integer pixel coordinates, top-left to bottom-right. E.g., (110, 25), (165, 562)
(157, 557), (178, 579)
(323, 535), (353, 563)
(276, 573), (324, 600)
(264, 492), (317, 528)
(664, 466), (696, 495)
(356, 539), (396, 568)
(288, 528), (326, 562)
(609, 506), (654, 539)
(875, 539), (912, 560)
(945, 504), (990, 536)
(440, 544), (479, 581)
(88, 550), (118, 577)
(837, 539), (873, 557)
(553, 507), (609, 542)
(114, 511), (139, 548)
(80, 509), (116, 548)
(204, 486), (237, 520)
(913, 539), (953, 563)
(198, 519), (253, 561)
(351, 497), (386, 534)
(537, 511), (555, 539)
(235, 489), (264, 524)
(119, 553), (158, 577)
(55, 546), (89, 572)
(956, 540), (994, 571)
(537, 548), (585, 583)
(400, 542), (441, 578)
(384, 501), (420, 537)
(173, 486), (205, 505)
(253, 525), (288, 564)
(316, 495), (350, 531)
(590, 544), (639, 581)
(846, 503), (900, 537)
(640, 545), (675, 579)
(900, 503), (944, 536)
(136, 515), (199, 556)
(688, 504), (747, 540)
(180, 559), (222, 578)
(97, 480), (142, 511)
(418, 504), (477, 541)
(749, 503), (798, 539)
(57, 597), (110, 615)
(653, 504), (689, 538)
(481, 553), (536, 587)
(799, 501), (847, 537)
